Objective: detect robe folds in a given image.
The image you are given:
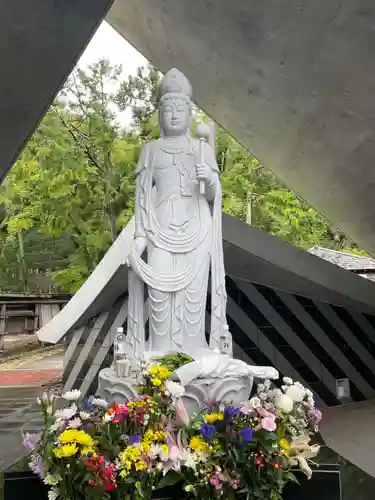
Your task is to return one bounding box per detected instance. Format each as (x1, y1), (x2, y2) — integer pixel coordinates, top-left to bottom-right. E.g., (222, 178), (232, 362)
(126, 137), (228, 359)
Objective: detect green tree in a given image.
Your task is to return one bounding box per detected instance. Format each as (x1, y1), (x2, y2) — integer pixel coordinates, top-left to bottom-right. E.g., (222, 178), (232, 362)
(0, 60), (142, 291)
(0, 61), (365, 294)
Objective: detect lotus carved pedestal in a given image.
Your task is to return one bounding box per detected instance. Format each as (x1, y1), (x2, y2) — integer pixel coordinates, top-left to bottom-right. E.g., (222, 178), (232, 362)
(98, 366), (252, 416)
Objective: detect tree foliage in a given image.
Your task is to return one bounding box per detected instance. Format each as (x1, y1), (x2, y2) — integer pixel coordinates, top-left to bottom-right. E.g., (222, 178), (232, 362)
(0, 60), (364, 293)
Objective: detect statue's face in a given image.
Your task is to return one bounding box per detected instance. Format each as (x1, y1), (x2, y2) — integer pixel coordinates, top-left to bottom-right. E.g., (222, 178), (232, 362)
(160, 98), (190, 136)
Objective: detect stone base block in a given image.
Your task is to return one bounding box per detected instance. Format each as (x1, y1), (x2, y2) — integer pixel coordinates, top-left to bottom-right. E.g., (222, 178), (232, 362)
(98, 367), (252, 414)
(98, 368), (138, 404)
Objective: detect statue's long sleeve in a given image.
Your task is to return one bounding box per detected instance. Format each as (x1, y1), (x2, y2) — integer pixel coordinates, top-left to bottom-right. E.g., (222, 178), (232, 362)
(134, 146), (147, 238)
(126, 146), (148, 360)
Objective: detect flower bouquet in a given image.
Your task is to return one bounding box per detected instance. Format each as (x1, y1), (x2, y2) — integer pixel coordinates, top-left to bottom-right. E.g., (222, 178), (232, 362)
(23, 357), (322, 500)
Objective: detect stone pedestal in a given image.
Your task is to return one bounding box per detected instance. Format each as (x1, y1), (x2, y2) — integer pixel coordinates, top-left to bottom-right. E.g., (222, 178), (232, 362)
(98, 367), (253, 414)
(181, 375), (252, 415)
(98, 368), (138, 405)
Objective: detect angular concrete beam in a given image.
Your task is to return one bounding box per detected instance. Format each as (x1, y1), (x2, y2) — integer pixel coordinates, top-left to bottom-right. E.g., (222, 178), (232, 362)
(321, 400), (375, 478)
(108, 0), (375, 254)
(37, 220), (134, 343)
(0, 0), (113, 181)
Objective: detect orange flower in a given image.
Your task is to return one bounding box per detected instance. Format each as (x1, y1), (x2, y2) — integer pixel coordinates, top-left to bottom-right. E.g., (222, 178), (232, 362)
(108, 403), (119, 415)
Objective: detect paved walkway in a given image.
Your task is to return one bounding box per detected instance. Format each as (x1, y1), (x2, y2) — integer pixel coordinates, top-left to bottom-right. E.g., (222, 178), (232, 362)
(0, 368), (62, 386)
(0, 351), (63, 387)
(0, 386), (45, 471)
(0, 352), (63, 387)
(0, 349), (64, 470)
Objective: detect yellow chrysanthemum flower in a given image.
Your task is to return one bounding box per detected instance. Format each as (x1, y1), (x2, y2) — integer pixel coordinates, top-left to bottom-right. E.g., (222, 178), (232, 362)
(119, 444), (142, 463)
(120, 470), (128, 479)
(204, 413), (224, 424)
(59, 429), (94, 448)
(141, 440), (151, 452)
(135, 460), (147, 471)
(143, 429), (166, 442)
(53, 443), (78, 458)
(279, 438), (291, 453)
(152, 378), (162, 387)
(189, 436), (210, 453)
(147, 365), (172, 380)
(123, 460), (132, 470)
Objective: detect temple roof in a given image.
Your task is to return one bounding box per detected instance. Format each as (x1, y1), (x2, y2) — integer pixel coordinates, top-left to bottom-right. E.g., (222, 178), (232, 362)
(309, 246), (375, 280)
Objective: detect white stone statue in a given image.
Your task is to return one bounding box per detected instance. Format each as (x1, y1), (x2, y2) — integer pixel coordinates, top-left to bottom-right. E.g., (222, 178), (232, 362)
(98, 68), (280, 411)
(125, 68), (228, 360)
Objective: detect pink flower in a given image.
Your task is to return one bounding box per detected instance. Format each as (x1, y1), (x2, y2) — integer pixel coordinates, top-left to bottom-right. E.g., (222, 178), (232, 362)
(257, 407), (270, 418)
(161, 433), (183, 475)
(240, 406), (253, 415)
(174, 400), (189, 426)
(261, 415), (276, 432)
(167, 436), (182, 462)
(209, 474), (223, 490)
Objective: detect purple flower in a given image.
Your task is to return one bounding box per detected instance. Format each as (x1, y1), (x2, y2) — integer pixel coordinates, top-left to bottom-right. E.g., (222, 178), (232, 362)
(224, 406), (240, 420)
(85, 396), (94, 410)
(200, 423), (216, 439)
(308, 407), (322, 429)
(23, 432), (42, 450)
(128, 434), (140, 444)
(238, 427), (253, 442)
(29, 453), (44, 479)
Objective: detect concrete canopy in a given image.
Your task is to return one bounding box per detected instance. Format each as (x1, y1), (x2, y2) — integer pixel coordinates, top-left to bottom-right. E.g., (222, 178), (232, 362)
(321, 399), (375, 478)
(2, 1), (375, 258)
(0, 0), (113, 182)
(107, 0), (375, 255)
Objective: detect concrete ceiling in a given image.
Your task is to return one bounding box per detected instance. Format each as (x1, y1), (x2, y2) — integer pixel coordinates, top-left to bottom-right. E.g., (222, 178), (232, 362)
(108, 0), (375, 255)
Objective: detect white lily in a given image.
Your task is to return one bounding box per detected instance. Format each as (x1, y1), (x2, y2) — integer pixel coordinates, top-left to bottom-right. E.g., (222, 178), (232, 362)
(287, 434), (320, 480)
(54, 403), (77, 421)
(91, 397), (108, 408)
(62, 390), (81, 401)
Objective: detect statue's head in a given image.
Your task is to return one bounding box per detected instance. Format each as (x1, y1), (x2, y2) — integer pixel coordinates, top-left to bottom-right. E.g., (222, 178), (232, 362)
(158, 68), (192, 137)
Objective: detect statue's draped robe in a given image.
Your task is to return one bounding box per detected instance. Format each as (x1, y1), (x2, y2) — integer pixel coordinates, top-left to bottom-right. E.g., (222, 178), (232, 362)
(127, 137), (227, 358)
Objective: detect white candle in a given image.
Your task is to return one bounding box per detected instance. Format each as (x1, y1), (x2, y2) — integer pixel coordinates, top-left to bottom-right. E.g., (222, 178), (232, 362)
(116, 357), (131, 378)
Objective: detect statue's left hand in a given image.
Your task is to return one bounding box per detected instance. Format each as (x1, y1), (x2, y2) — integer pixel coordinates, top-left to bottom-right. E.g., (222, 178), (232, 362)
(196, 163), (213, 185)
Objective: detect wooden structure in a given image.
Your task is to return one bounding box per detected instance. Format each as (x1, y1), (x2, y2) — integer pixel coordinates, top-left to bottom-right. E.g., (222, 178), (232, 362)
(0, 293), (71, 350)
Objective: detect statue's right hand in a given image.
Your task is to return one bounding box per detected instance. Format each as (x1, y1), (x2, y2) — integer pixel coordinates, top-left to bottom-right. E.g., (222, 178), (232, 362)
(133, 236), (147, 256)
(126, 236), (146, 266)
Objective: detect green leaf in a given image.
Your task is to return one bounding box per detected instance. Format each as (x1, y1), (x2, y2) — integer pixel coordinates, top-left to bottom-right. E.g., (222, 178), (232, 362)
(156, 470), (181, 489)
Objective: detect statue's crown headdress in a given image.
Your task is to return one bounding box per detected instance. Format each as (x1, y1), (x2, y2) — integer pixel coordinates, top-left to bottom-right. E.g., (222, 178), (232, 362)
(159, 68), (192, 101)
